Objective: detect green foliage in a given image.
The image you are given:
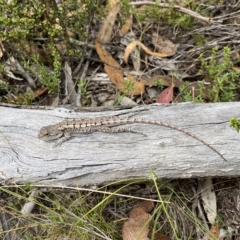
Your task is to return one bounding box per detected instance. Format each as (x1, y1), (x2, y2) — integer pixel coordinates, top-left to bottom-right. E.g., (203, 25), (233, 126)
(0, 0), (41, 40)
(123, 79), (135, 95)
(77, 79), (91, 105)
(12, 91), (35, 105)
(178, 85), (192, 102)
(199, 46), (239, 102)
(120, 0), (132, 22)
(153, 79), (164, 90)
(229, 117), (240, 133)
(180, 47), (239, 103)
(167, 12), (195, 29)
(116, 80), (136, 105)
(192, 33), (206, 46)
(29, 51), (61, 93)
(0, 72), (36, 105)
(116, 92), (125, 105)
(178, 84), (204, 103)
(38, 67), (59, 93)
(77, 79), (90, 95)
(0, 0), (103, 99)
(2, 85), (35, 105)
(135, 4), (162, 22)
(0, 80), (10, 94)
(0, 0), (100, 42)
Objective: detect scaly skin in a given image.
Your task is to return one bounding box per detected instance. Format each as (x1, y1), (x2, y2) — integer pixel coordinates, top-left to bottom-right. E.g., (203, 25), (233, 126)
(38, 116), (227, 162)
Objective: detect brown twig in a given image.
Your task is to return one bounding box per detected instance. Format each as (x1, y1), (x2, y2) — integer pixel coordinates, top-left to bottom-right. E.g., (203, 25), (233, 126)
(131, 1), (214, 23)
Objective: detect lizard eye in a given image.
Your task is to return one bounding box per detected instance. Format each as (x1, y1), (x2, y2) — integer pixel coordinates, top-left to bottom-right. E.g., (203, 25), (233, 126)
(38, 126), (62, 141)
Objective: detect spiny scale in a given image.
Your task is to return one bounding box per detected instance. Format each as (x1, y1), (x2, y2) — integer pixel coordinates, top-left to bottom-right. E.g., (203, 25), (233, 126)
(38, 116), (227, 162)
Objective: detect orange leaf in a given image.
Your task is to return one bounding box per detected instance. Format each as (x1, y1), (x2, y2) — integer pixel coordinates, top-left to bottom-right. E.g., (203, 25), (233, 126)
(124, 40), (175, 64)
(34, 88), (48, 98)
(120, 16), (133, 36)
(208, 223), (220, 239)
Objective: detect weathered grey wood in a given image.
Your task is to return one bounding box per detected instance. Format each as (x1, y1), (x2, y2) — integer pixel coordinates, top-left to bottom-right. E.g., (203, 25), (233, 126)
(0, 103), (239, 186)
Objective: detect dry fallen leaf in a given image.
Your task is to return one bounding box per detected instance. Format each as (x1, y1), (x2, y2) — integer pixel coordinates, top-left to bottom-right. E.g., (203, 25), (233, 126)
(122, 201), (154, 240)
(156, 84), (174, 104)
(95, 1), (146, 95)
(209, 223), (220, 240)
(232, 66), (240, 71)
(124, 40), (176, 64)
(34, 88), (48, 99)
(120, 16), (133, 36)
(95, 39), (145, 95)
(149, 228), (171, 240)
(152, 32), (178, 56)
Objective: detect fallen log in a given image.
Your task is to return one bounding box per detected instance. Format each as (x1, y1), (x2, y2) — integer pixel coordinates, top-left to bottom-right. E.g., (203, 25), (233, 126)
(0, 102), (239, 186)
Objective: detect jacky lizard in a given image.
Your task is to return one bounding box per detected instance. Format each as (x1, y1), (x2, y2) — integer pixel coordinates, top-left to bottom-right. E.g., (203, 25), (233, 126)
(38, 116), (227, 162)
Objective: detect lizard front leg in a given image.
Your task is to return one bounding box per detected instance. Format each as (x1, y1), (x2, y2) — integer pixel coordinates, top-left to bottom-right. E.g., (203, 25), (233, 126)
(53, 132), (72, 147)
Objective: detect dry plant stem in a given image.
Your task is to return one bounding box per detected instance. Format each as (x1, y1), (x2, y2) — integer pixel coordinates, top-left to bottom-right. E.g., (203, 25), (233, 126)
(0, 212), (14, 240)
(131, 1), (214, 23)
(197, 199), (209, 231)
(213, 9), (240, 22)
(62, 61), (79, 105)
(77, 49), (93, 107)
(6, 184), (168, 203)
(86, 64), (101, 86)
(72, 31), (92, 77)
(73, 7), (94, 76)
(13, 58), (36, 89)
(72, 53), (85, 77)
(69, 38), (98, 50)
(80, 49), (92, 81)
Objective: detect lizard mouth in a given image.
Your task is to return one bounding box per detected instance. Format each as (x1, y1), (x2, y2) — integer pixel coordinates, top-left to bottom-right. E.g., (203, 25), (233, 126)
(39, 133), (63, 141)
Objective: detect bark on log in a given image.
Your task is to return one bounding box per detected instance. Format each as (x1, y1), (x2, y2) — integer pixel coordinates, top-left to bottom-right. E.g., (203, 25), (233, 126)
(0, 102), (239, 186)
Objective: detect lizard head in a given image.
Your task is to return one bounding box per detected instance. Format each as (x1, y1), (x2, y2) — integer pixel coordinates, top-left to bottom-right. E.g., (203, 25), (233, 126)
(38, 125), (63, 141)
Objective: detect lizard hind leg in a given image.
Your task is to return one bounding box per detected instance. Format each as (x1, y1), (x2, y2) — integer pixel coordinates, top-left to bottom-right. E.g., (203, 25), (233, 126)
(97, 126), (147, 136)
